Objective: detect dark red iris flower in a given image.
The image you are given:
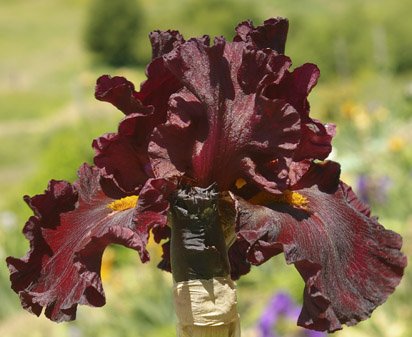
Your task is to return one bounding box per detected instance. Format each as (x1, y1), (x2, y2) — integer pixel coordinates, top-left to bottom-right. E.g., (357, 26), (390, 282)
(7, 18), (406, 332)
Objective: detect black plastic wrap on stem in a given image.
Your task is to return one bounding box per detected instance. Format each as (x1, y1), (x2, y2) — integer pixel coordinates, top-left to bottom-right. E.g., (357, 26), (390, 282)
(169, 184), (231, 282)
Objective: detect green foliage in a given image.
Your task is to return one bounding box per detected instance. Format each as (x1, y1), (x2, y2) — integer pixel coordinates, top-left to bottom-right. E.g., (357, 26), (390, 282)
(377, 1), (412, 73)
(262, 0), (412, 80)
(135, 0), (260, 63)
(177, 0), (260, 39)
(84, 0), (144, 66)
(280, 3), (375, 80)
(0, 91), (66, 121)
(26, 117), (117, 192)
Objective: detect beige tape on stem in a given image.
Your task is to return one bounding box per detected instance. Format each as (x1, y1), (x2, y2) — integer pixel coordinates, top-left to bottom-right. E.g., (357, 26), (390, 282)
(174, 277), (241, 337)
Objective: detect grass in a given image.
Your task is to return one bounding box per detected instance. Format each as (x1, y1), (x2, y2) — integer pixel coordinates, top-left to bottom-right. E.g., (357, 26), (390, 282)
(0, 91), (67, 121)
(0, 0), (85, 204)
(0, 0), (145, 208)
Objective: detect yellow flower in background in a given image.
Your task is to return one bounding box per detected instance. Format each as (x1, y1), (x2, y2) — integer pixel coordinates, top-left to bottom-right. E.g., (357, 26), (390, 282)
(340, 101), (371, 130)
(147, 231), (164, 259)
(353, 106), (371, 130)
(388, 136), (406, 152)
(339, 172), (355, 187)
(373, 106), (389, 122)
(101, 246), (115, 282)
(335, 309), (406, 337)
(341, 101), (358, 119)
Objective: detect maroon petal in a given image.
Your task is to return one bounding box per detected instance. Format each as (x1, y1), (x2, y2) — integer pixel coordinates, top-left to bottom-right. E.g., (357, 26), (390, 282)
(287, 160), (312, 187)
(94, 51), (184, 195)
(134, 178), (177, 275)
(93, 59), (182, 196)
(93, 113), (156, 196)
(227, 238), (251, 280)
(234, 161), (406, 332)
(25, 180), (78, 228)
(238, 47), (292, 94)
(136, 57), (182, 124)
(93, 133), (147, 197)
(96, 63), (181, 124)
(149, 30), (185, 59)
(95, 75), (152, 115)
(149, 91), (199, 180)
(6, 164), (148, 322)
(264, 63), (336, 161)
(234, 18), (289, 54)
(288, 63), (320, 116)
(264, 63), (320, 117)
(293, 121), (336, 161)
(134, 177), (177, 241)
(150, 38), (301, 192)
(96, 47), (183, 121)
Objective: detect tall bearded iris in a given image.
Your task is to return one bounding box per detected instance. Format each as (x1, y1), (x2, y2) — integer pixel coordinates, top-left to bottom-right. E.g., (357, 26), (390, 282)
(7, 18), (406, 334)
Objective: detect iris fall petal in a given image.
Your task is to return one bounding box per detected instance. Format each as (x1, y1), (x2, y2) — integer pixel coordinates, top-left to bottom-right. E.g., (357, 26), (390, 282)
(234, 162), (406, 332)
(6, 164), (149, 322)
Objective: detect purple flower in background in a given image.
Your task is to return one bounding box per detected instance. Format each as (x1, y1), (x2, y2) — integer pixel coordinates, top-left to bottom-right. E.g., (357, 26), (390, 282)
(259, 292), (326, 337)
(357, 174), (392, 205)
(357, 174), (370, 204)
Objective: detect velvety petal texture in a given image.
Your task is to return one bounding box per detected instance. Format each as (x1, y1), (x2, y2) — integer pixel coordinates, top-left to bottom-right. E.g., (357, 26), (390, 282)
(93, 112), (155, 197)
(149, 30), (185, 59)
(263, 63), (335, 161)
(93, 35), (184, 194)
(233, 161), (406, 332)
(134, 177), (177, 242)
(94, 18), (334, 195)
(95, 75), (152, 115)
(150, 37), (302, 193)
(234, 18), (289, 54)
(6, 165), (149, 322)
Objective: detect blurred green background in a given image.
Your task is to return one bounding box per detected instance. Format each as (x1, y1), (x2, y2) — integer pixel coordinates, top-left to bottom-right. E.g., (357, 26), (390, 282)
(0, 0), (411, 336)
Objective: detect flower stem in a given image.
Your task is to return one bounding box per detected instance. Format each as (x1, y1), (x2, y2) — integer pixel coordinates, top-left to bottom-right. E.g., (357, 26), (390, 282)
(169, 184), (240, 337)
